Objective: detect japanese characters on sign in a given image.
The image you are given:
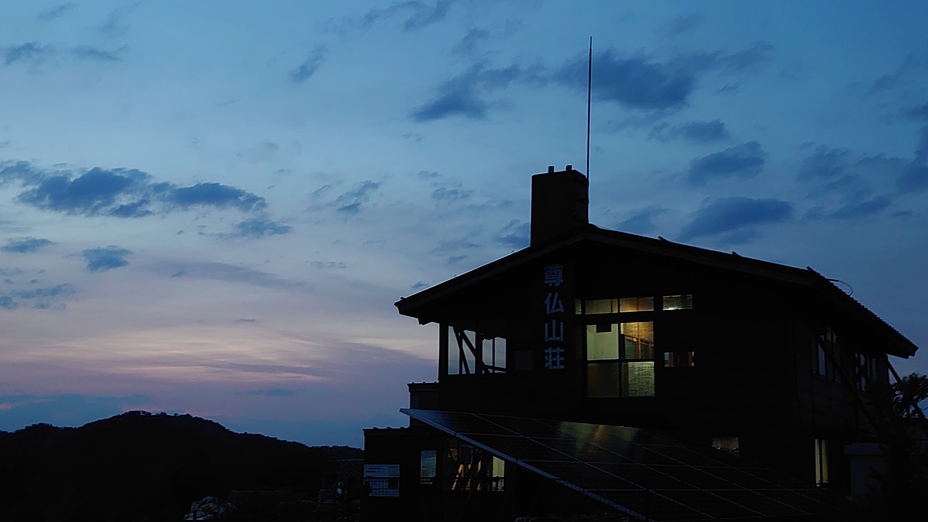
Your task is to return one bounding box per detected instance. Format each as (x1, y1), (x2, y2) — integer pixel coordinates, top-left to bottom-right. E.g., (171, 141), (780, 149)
(543, 264), (566, 370)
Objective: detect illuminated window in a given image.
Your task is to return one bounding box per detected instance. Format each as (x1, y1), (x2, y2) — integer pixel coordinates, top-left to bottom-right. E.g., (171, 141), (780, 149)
(489, 457), (505, 492)
(712, 436), (739, 456)
(620, 296), (654, 312)
(420, 450), (437, 486)
(664, 351), (695, 367)
(662, 294), (693, 310)
(580, 297), (654, 314)
(446, 441), (504, 492)
(586, 322), (654, 397)
(585, 298), (618, 314)
(814, 438), (829, 487)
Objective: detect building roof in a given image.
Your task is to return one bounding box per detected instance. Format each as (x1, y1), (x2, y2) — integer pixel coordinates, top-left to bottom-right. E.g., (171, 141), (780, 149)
(396, 224), (918, 358)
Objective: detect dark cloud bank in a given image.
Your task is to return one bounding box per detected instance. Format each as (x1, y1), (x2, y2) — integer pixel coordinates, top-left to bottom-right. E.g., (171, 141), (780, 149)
(0, 161), (290, 239)
(679, 197), (793, 244)
(81, 246), (132, 272)
(2, 237), (53, 254)
(411, 42), (773, 122)
(0, 283), (75, 310)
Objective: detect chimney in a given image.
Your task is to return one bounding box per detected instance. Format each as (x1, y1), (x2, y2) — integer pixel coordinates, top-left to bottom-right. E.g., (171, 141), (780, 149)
(530, 165), (589, 245)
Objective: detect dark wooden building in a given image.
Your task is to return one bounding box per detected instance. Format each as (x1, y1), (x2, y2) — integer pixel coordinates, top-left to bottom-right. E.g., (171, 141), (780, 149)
(363, 167), (918, 521)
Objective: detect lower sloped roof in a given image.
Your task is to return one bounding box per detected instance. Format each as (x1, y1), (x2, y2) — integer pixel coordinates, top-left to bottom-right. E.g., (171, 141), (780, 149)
(403, 408), (829, 521)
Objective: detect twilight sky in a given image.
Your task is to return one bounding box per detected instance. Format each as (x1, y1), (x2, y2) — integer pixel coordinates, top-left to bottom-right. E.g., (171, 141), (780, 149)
(1, 1), (927, 447)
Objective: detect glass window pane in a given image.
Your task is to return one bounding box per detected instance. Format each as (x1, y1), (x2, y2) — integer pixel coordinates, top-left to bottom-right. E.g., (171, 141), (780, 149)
(620, 322), (654, 359)
(585, 299), (618, 314)
(420, 450), (437, 484)
(448, 325), (460, 375)
(587, 324), (618, 360)
(712, 437), (739, 456)
(482, 337), (507, 373)
(624, 361), (655, 396)
(619, 296), (654, 312)
(663, 294), (693, 310)
(588, 362), (620, 397)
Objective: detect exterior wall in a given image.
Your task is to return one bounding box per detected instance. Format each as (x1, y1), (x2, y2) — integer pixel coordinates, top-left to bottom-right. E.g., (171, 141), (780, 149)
(363, 426), (615, 522)
(405, 240), (896, 495)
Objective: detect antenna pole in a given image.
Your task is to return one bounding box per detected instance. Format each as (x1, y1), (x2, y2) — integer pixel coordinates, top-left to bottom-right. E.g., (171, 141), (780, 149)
(586, 36), (592, 180)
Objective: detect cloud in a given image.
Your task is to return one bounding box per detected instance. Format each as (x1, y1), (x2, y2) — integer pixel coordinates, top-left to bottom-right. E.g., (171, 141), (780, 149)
(81, 246), (132, 272)
(555, 44), (772, 113)
(247, 388), (297, 398)
(493, 220), (529, 249)
(37, 3), (76, 22)
(150, 260), (305, 291)
(452, 28), (491, 57)
(431, 186), (472, 204)
(2, 42), (54, 66)
(433, 237), (481, 253)
(6, 162), (281, 232)
(411, 62), (544, 122)
(900, 103), (928, 121)
(0, 42), (124, 66)
(70, 46), (124, 62)
(166, 182), (265, 212)
(412, 42), (771, 123)
(869, 53), (928, 93)
(798, 145), (848, 181)
(0, 283), (76, 310)
(1, 237), (53, 254)
(18, 167), (150, 215)
(410, 66), (495, 121)
(661, 14), (703, 37)
(289, 45), (328, 83)
(684, 141), (766, 186)
(335, 0), (454, 33)
(309, 261), (347, 269)
(795, 143), (927, 218)
(617, 207), (669, 235)
(713, 43), (775, 72)
(898, 163), (928, 193)
(830, 195), (894, 220)
(334, 180), (381, 214)
(99, 4), (137, 37)
(401, 0), (453, 31)
(222, 217), (292, 239)
(237, 140), (302, 162)
(557, 50), (695, 112)
(916, 126), (928, 163)
(648, 120), (730, 143)
(678, 197), (792, 243)
(0, 161), (48, 184)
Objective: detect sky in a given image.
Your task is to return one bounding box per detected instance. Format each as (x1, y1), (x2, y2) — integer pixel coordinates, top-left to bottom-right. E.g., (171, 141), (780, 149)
(1, 1), (927, 448)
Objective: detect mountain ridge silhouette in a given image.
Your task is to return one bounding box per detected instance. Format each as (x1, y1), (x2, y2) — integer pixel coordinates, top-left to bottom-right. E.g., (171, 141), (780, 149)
(0, 410), (361, 521)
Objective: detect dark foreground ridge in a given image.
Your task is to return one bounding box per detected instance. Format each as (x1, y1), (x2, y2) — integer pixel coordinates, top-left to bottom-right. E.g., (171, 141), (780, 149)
(0, 411), (361, 521)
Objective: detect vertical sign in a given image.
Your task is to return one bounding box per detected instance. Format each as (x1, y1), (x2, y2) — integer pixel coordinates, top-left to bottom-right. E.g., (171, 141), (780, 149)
(543, 264), (566, 370)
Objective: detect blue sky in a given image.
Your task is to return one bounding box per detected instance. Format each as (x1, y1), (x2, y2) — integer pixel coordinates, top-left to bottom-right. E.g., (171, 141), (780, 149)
(1, 1), (926, 447)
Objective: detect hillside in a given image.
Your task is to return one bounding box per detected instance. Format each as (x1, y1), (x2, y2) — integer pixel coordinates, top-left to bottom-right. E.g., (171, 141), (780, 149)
(0, 411), (361, 522)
